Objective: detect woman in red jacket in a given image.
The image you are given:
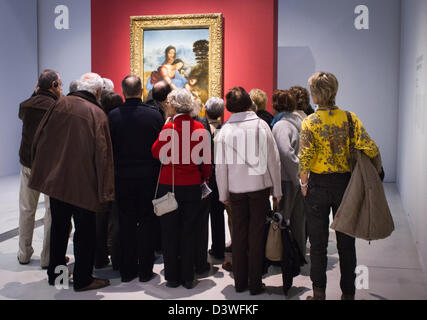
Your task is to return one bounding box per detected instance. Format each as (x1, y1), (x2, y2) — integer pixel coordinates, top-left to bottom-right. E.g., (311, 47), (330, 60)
(152, 88), (211, 289)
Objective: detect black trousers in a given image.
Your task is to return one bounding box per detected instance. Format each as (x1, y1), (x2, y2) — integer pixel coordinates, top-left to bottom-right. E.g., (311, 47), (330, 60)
(229, 188), (271, 292)
(116, 177), (157, 280)
(95, 209), (111, 266)
(158, 184), (201, 283)
(209, 173), (225, 257)
(194, 195), (211, 271)
(304, 172), (356, 295)
(47, 198), (96, 290)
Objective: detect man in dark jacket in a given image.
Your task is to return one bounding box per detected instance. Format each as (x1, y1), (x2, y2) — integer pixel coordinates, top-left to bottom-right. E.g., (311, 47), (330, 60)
(108, 75), (164, 283)
(17, 69), (62, 268)
(29, 72), (114, 292)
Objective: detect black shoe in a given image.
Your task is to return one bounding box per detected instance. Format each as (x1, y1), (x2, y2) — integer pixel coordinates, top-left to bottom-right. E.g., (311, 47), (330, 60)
(74, 278), (110, 292)
(166, 280), (180, 288)
(224, 245), (232, 253)
(182, 280), (196, 289)
(208, 249), (225, 259)
(250, 283), (266, 295)
(195, 263), (211, 275)
(235, 285), (248, 293)
(139, 272), (156, 283)
(121, 274), (137, 283)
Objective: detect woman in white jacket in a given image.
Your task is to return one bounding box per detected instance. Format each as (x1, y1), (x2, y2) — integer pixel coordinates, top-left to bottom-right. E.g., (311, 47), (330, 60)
(215, 87), (282, 295)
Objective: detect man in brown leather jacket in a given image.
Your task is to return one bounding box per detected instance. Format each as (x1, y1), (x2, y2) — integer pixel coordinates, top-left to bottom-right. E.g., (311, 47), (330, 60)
(29, 72), (115, 292)
(17, 69), (62, 268)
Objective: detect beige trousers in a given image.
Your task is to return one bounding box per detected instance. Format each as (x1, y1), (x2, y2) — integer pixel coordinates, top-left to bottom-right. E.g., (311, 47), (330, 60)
(17, 166), (51, 267)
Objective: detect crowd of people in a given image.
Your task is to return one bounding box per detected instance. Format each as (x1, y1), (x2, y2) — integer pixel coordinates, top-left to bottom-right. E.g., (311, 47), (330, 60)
(17, 69), (380, 299)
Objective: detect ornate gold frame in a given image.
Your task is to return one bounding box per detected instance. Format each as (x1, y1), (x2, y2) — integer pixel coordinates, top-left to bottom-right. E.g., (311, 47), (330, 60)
(130, 13), (223, 99)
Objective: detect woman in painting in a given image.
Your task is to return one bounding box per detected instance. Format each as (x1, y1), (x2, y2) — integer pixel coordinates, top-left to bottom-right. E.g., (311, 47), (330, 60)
(147, 45), (188, 91)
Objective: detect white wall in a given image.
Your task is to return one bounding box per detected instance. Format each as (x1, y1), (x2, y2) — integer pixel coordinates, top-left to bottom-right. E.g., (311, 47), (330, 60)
(38, 0), (91, 93)
(277, 0), (401, 182)
(397, 0), (427, 270)
(0, 0), (38, 177)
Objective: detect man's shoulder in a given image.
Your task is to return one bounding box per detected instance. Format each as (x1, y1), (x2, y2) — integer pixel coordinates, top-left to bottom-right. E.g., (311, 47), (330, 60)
(20, 92), (56, 109)
(137, 103), (164, 120)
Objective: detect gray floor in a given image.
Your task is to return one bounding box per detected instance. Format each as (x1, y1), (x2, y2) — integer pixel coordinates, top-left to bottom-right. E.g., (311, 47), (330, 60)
(0, 174), (426, 300)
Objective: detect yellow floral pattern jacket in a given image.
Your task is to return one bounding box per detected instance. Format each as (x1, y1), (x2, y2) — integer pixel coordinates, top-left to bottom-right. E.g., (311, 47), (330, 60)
(298, 108), (379, 174)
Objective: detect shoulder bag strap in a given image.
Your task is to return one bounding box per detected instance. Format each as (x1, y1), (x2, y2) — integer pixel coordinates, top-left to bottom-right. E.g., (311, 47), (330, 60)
(345, 111), (356, 171)
(154, 123), (175, 199)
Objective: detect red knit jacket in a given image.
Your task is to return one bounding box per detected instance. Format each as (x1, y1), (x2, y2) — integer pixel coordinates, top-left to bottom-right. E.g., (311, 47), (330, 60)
(152, 114), (212, 186)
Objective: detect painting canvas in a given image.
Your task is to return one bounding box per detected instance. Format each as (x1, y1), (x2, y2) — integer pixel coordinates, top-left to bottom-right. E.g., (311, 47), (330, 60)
(143, 29), (210, 104)
(130, 14), (223, 111)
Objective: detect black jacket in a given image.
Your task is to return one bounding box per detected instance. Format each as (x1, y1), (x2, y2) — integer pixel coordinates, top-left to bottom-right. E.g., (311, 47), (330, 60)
(19, 89), (58, 168)
(108, 98), (164, 179)
(145, 99), (166, 119)
(281, 225), (307, 295)
(256, 110), (274, 129)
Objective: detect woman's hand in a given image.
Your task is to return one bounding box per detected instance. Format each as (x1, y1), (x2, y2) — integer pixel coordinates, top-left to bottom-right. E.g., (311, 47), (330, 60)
(222, 200), (230, 207)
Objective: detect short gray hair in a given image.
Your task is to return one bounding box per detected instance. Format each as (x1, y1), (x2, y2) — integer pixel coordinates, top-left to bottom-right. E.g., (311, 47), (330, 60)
(167, 88), (193, 114)
(69, 80), (80, 93)
(205, 97), (224, 119)
(103, 78), (114, 92)
(78, 73), (103, 96)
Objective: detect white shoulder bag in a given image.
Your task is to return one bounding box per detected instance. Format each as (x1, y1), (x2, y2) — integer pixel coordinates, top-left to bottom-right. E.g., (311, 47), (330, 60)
(152, 123), (178, 216)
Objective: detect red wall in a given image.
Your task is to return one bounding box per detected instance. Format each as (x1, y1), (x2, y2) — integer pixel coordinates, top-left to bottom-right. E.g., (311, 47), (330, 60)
(91, 0), (277, 118)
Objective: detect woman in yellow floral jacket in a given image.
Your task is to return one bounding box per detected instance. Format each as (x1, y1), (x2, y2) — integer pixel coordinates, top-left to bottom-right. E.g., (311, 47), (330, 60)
(298, 72), (379, 300)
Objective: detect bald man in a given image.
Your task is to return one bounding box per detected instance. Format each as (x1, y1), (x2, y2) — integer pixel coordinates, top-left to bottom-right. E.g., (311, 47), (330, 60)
(108, 75), (165, 283)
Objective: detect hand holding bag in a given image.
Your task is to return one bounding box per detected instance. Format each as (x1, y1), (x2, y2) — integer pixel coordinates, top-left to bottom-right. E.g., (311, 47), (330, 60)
(266, 219), (283, 262)
(152, 124), (178, 216)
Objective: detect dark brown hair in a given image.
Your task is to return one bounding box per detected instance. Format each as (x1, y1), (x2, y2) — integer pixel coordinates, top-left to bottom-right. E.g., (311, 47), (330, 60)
(273, 89), (297, 113)
(225, 87), (253, 113)
(101, 91), (124, 114)
(289, 86), (310, 112)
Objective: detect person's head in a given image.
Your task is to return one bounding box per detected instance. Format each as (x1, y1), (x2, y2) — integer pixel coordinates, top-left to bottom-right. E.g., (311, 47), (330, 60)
(102, 78), (114, 92)
(79, 73), (104, 101)
(289, 86), (310, 112)
(166, 88), (193, 116)
(164, 45), (176, 64)
(101, 91), (124, 114)
(121, 75), (142, 99)
(152, 80), (172, 103)
(225, 87), (253, 113)
(69, 80), (79, 94)
(272, 90), (297, 113)
(172, 59), (184, 71)
(249, 89), (268, 111)
(205, 97), (224, 120)
(38, 69), (62, 97)
(308, 72), (339, 107)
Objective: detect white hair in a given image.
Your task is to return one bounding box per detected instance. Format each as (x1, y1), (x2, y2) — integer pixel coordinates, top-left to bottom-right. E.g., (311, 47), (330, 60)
(103, 78), (114, 92)
(205, 97), (224, 119)
(167, 88), (193, 114)
(78, 73), (103, 96)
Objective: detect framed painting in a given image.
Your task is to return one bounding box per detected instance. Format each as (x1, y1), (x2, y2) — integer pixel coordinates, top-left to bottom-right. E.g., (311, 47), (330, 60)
(130, 13), (223, 108)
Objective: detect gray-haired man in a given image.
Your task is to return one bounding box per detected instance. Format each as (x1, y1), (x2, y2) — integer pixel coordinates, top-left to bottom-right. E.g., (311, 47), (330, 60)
(29, 72), (115, 292)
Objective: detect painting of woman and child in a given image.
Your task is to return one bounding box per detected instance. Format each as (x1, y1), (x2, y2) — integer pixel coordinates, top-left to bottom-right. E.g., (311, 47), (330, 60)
(143, 28), (210, 106)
